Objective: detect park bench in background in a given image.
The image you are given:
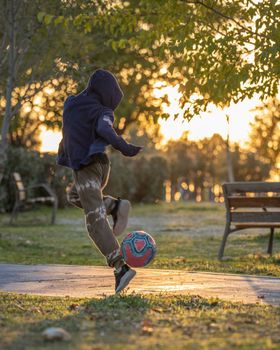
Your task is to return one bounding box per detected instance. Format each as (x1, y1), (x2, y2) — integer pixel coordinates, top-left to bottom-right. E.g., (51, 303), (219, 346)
(218, 182), (280, 260)
(10, 172), (58, 225)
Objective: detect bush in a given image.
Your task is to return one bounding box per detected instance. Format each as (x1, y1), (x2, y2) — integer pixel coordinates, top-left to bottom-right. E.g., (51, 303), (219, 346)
(106, 152), (168, 203)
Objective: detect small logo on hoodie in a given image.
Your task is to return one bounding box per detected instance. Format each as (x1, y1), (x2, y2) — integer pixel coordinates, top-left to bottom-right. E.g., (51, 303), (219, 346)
(103, 115), (113, 126)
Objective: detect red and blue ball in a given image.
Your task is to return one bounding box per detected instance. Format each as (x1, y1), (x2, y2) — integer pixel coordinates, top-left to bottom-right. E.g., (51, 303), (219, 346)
(121, 231), (156, 267)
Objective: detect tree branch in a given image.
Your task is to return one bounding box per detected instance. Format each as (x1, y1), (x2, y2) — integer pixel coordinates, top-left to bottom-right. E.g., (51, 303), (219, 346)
(184, 0), (269, 40)
(10, 81), (48, 119)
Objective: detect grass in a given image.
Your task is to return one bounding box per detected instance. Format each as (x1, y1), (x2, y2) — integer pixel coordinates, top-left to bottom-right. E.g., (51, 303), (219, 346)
(0, 202), (279, 277)
(1, 202), (280, 350)
(1, 292), (280, 350)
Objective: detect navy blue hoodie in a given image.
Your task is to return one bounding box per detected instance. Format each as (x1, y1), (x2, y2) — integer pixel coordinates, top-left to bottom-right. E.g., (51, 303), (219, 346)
(57, 69), (141, 170)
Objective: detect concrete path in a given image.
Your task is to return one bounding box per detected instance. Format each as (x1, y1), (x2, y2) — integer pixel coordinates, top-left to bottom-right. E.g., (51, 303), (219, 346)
(0, 263), (280, 306)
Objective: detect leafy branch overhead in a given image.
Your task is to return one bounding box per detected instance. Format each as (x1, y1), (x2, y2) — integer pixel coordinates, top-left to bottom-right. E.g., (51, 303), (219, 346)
(39, 0), (280, 119)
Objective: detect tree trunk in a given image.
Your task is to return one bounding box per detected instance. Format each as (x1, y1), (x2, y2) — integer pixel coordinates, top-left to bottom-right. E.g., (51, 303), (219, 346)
(0, 0), (16, 184)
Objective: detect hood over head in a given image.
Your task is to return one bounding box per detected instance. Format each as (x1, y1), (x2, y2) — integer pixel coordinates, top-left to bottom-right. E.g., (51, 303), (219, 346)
(86, 69), (124, 110)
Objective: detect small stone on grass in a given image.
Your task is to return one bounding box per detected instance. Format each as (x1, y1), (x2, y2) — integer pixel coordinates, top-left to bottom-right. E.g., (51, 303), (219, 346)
(42, 327), (71, 342)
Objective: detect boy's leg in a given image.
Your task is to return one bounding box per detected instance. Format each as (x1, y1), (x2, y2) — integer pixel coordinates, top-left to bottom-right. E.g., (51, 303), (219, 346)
(73, 163), (123, 268)
(67, 181), (120, 219)
(67, 182), (83, 209)
(68, 179), (131, 237)
(74, 160), (136, 293)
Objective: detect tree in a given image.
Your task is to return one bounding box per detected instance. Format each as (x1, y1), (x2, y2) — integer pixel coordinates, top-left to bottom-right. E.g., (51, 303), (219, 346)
(0, 0), (74, 182)
(38, 2), (172, 132)
(248, 98), (280, 178)
(164, 136), (194, 198)
(54, 0), (279, 118)
(8, 79), (75, 149)
(1, 0), (170, 156)
(231, 144), (271, 181)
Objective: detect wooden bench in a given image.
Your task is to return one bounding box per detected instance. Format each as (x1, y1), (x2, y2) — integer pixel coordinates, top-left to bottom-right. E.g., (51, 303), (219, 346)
(218, 182), (280, 260)
(10, 172), (58, 225)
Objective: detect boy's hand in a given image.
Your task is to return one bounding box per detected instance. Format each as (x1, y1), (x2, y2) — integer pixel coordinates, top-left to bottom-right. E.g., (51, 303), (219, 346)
(123, 144), (143, 157)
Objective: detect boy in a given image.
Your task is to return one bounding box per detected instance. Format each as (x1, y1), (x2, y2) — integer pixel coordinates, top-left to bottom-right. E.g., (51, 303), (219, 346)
(57, 69), (142, 293)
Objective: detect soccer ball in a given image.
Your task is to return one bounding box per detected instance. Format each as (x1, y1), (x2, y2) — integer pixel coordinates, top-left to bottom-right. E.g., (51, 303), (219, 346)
(121, 231), (156, 267)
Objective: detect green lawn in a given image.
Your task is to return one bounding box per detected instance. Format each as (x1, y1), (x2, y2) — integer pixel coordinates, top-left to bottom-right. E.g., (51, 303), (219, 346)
(0, 202), (279, 277)
(1, 292), (280, 350)
(1, 202), (280, 350)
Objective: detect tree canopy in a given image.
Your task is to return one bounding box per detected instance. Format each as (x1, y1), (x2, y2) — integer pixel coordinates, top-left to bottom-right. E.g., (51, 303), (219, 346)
(40, 0), (279, 118)
(1, 0), (279, 189)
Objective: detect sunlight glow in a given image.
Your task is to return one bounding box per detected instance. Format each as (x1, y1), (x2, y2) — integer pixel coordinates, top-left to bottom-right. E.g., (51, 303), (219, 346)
(40, 126), (61, 153)
(154, 84), (259, 145)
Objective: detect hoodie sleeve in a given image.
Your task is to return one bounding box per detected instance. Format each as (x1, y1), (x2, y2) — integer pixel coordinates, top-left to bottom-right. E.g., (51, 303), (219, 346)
(96, 112), (138, 156)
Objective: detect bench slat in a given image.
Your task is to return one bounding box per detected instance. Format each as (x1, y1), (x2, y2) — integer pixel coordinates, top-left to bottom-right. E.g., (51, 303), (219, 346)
(231, 212), (280, 223)
(228, 196), (280, 208)
(223, 182), (280, 194)
(235, 223), (280, 228)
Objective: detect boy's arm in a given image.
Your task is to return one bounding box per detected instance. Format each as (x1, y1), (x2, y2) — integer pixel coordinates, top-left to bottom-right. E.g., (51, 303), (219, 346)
(96, 113), (142, 157)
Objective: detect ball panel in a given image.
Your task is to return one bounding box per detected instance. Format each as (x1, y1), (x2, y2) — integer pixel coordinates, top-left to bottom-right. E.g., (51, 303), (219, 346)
(134, 239), (146, 252)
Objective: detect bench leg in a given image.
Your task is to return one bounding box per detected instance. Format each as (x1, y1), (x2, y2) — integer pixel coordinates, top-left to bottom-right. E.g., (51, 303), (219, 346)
(218, 224), (230, 260)
(9, 202), (21, 225)
(267, 228), (274, 255)
(51, 199), (58, 225)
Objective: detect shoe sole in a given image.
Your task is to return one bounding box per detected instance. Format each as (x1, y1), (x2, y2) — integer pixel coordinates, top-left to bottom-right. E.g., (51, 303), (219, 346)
(115, 269), (136, 294)
(113, 200), (131, 236)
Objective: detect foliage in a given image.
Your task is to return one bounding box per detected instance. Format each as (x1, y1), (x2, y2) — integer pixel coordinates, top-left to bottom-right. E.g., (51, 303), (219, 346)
(232, 145), (271, 181)
(1, 0), (173, 154)
(46, 0), (280, 119)
(0, 0), (78, 182)
(106, 152), (168, 203)
(0, 0), (81, 150)
(47, 6), (168, 131)
(8, 80), (75, 149)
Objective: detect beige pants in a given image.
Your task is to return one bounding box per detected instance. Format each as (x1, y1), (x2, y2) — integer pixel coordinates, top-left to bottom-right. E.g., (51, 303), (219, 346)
(68, 154), (123, 267)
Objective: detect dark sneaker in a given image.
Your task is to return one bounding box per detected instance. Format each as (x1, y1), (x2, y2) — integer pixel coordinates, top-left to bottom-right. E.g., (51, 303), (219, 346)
(114, 264), (136, 293)
(112, 199), (131, 236)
